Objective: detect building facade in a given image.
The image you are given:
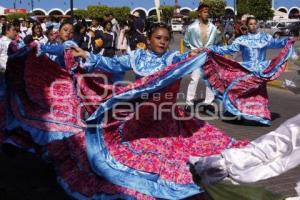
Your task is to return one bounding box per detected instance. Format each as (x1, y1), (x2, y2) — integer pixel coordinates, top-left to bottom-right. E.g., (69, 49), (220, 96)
(272, 0), (300, 18)
(0, 0), (299, 18)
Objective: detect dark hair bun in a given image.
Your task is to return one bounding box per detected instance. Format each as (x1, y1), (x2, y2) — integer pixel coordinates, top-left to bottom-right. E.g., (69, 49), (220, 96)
(147, 22), (171, 38)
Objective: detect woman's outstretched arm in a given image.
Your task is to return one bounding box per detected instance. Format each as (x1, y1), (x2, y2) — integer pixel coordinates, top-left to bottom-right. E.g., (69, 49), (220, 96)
(209, 40), (241, 56)
(72, 46), (132, 73)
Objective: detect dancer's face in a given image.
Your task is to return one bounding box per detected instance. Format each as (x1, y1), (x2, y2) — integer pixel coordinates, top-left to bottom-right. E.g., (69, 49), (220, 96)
(6, 26), (17, 40)
(198, 8), (209, 22)
(148, 28), (170, 55)
(59, 24), (73, 42)
(247, 19), (257, 33)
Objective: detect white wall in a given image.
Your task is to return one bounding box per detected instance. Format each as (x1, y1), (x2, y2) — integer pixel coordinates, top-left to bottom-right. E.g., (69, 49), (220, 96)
(0, 6), (6, 15)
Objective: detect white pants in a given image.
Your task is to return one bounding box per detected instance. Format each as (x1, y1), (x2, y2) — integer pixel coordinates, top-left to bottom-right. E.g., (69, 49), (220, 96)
(186, 68), (215, 105)
(190, 114), (300, 197)
(222, 113), (300, 184)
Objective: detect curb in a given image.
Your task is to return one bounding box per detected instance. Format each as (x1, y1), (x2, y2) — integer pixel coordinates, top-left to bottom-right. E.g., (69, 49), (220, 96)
(267, 62), (296, 90)
(267, 80), (286, 90)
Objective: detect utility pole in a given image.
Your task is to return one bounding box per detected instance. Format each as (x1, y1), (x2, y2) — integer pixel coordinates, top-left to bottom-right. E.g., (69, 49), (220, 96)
(70, 0), (74, 17)
(175, 0), (179, 7)
(31, 0), (34, 11)
(234, 0), (237, 15)
(174, 0), (181, 14)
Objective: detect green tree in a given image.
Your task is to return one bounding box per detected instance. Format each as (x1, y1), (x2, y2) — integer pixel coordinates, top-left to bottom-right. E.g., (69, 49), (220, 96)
(202, 0), (226, 19)
(237, 0), (274, 20)
(189, 11), (198, 19)
(6, 13), (31, 21)
(85, 6), (130, 22)
(248, 0), (274, 20)
(237, 0), (250, 16)
(160, 5), (175, 24)
(87, 5), (110, 19)
(109, 7), (131, 22)
(73, 9), (88, 19)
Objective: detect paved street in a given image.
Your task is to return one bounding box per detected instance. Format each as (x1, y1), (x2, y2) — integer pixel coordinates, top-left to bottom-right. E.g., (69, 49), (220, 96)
(0, 34), (300, 199)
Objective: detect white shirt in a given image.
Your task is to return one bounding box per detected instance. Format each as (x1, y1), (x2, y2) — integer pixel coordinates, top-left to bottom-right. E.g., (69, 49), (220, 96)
(0, 36), (12, 72)
(111, 18), (120, 34)
(20, 25), (28, 38)
(41, 23), (47, 32)
(90, 25), (103, 32)
(33, 35), (48, 45)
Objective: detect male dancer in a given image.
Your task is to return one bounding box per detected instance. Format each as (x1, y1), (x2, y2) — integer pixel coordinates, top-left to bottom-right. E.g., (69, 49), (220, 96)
(184, 3), (218, 112)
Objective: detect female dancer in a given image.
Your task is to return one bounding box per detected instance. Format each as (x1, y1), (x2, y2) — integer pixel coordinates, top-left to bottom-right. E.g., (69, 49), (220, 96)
(2, 23), (248, 199)
(0, 23), (32, 131)
(202, 17), (295, 125)
(67, 23), (248, 199)
(39, 21), (74, 64)
(72, 23), (194, 76)
(0, 23), (18, 131)
(2, 21), (77, 146)
(0, 23), (18, 72)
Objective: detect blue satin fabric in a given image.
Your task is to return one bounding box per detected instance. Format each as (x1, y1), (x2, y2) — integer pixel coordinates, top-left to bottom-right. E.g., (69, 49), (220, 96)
(39, 40), (78, 67)
(40, 43), (66, 67)
(85, 49), (189, 79)
(223, 45), (294, 125)
(205, 35), (294, 125)
(210, 32), (288, 72)
(85, 53), (208, 199)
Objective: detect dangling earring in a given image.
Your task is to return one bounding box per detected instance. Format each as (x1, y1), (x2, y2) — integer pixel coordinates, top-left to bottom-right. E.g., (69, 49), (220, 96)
(146, 40), (150, 50)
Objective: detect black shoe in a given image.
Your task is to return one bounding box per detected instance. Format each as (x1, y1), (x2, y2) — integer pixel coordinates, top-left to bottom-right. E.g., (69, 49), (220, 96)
(196, 103), (215, 114)
(204, 104), (215, 113)
(184, 105), (193, 113)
